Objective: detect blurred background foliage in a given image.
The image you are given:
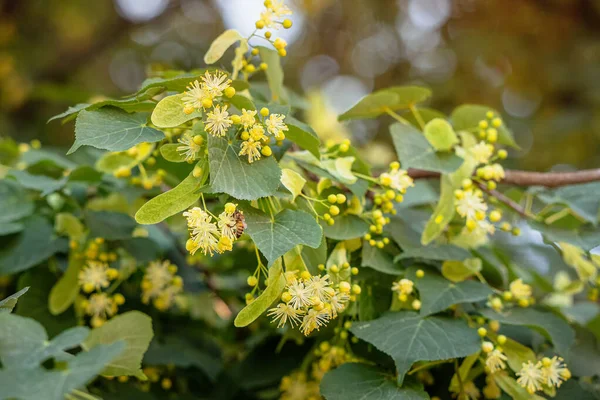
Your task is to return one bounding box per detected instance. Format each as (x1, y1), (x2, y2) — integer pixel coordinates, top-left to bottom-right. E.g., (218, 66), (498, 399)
(2, 0), (600, 172)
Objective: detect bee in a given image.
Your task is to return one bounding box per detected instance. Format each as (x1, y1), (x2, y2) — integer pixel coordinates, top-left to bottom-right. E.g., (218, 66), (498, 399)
(233, 210), (246, 239)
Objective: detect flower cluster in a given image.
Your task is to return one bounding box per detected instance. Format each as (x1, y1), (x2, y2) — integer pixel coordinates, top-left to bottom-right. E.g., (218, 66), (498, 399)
(76, 241), (125, 328)
(363, 162), (413, 247)
(268, 271), (357, 336)
(516, 357), (571, 394)
(488, 278), (534, 311)
(279, 371), (320, 400)
(184, 202), (241, 256)
(182, 70), (233, 114)
(141, 260), (183, 311)
(254, 0), (293, 57)
(391, 270), (423, 310)
(234, 107), (287, 163)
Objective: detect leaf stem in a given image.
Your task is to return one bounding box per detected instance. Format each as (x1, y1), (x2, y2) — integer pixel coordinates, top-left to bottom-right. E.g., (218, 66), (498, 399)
(454, 358), (465, 397)
(384, 107), (411, 126)
(409, 104), (426, 130)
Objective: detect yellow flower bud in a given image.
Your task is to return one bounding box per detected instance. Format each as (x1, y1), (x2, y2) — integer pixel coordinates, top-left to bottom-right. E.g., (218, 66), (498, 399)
(482, 341), (494, 353)
(255, 20), (265, 29)
(260, 107), (269, 117)
(183, 105), (195, 115)
(478, 120), (489, 129)
(351, 284), (361, 294)
(489, 210), (501, 222)
(251, 48), (259, 56)
(497, 335), (507, 345)
(466, 219), (477, 231)
(416, 269), (424, 278)
(412, 299), (421, 310)
(283, 19), (292, 29)
(478, 327), (487, 337)
(192, 166), (203, 178)
(223, 86), (236, 98)
(339, 143), (349, 152)
(113, 293), (125, 305)
(265, 31), (272, 39)
(247, 276), (258, 287)
(273, 38), (287, 49)
(260, 62), (268, 70)
(161, 378), (172, 390)
(281, 291), (292, 303)
(339, 281), (351, 293)
(336, 193), (346, 204)
(487, 128), (498, 143)
(489, 320), (500, 332)
(330, 264), (339, 273)
(261, 146), (272, 157)
(492, 117), (502, 127)
(245, 64), (256, 73)
(278, 48), (287, 57)
(351, 267), (359, 275)
(83, 282), (95, 293)
(202, 97), (213, 109)
(385, 190), (395, 200)
(497, 149), (507, 159)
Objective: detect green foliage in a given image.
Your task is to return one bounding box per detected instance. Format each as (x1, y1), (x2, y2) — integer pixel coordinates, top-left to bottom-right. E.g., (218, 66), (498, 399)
(82, 311), (153, 379)
(68, 108), (164, 154)
(244, 208), (322, 266)
(320, 363), (429, 400)
(338, 86), (431, 121)
(351, 312), (480, 384)
(234, 260), (285, 327)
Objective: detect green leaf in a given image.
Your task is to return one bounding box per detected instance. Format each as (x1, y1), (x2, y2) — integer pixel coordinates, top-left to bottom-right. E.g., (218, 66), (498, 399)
(229, 93), (256, 111)
(0, 221), (23, 236)
(82, 311), (153, 379)
(0, 287), (29, 313)
(150, 93), (203, 128)
(424, 118), (459, 151)
(421, 176), (456, 245)
(8, 170), (66, 196)
(244, 209), (323, 266)
(55, 213), (84, 240)
(234, 259), (286, 327)
(85, 210), (135, 240)
(208, 135), (281, 200)
(449, 351), (480, 393)
(529, 221), (600, 251)
(0, 342), (124, 400)
(15, 271), (77, 337)
(285, 117), (320, 158)
(320, 363), (429, 400)
(480, 308), (575, 355)
(322, 215), (369, 240)
(0, 216), (66, 275)
(0, 180), (33, 223)
(351, 312), (480, 384)
(339, 86), (431, 121)
(451, 104), (518, 148)
(321, 157), (357, 185)
(48, 257), (84, 315)
(500, 336), (536, 372)
(204, 29), (243, 64)
(537, 182), (600, 225)
(144, 336), (222, 381)
(441, 258), (483, 282)
(301, 236), (327, 275)
(159, 143), (187, 162)
(135, 172), (204, 224)
(95, 152), (136, 173)
(257, 46), (287, 103)
(361, 244), (402, 274)
(68, 108), (164, 154)
(406, 266), (491, 316)
(390, 123), (462, 173)
(0, 313), (89, 368)
(396, 244), (471, 262)
(68, 165), (103, 183)
(280, 168), (306, 201)
(48, 103), (89, 124)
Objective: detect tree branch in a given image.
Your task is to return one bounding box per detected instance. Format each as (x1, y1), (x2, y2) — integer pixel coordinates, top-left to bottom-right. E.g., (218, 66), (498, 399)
(407, 168), (600, 188)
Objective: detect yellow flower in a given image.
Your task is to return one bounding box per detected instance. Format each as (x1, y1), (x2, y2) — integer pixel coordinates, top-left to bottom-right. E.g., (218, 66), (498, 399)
(287, 279), (312, 310)
(392, 278), (414, 296)
(240, 109), (257, 129)
(141, 260), (182, 310)
(300, 308), (330, 336)
(327, 290), (349, 318)
(379, 168), (414, 193)
(516, 361), (544, 394)
(269, 0), (293, 18)
(470, 141), (494, 164)
(183, 207), (220, 256)
(455, 190), (488, 221)
(509, 278), (532, 300)
(177, 133), (202, 162)
(85, 292), (116, 320)
(268, 303), (304, 328)
(249, 123), (267, 141)
(304, 274), (334, 303)
(239, 139), (262, 163)
(79, 261), (111, 293)
(265, 113), (288, 137)
(181, 80), (210, 110)
(200, 70), (231, 98)
(205, 105), (233, 137)
(541, 356), (570, 388)
(485, 349), (507, 373)
(280, 372), (320, 400)
(218, 208), (237, 240)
